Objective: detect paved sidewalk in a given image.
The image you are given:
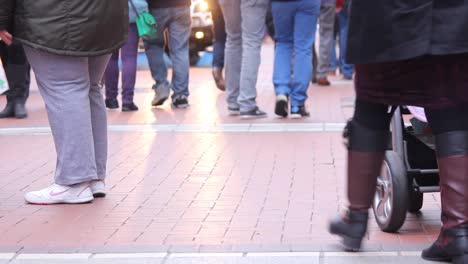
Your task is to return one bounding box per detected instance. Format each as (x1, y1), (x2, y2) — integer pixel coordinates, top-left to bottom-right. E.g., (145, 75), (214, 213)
(0, 43), (442, 263)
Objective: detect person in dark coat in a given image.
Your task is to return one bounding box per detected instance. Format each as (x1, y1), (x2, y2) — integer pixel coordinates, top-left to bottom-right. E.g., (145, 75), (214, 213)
(0, 0), (128, 205)
(328, 1), (468, 263)
(0, 40), (30, 118)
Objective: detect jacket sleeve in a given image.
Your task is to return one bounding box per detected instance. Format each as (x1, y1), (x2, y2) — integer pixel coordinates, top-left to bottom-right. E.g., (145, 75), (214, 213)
(0, 0), (14, 31)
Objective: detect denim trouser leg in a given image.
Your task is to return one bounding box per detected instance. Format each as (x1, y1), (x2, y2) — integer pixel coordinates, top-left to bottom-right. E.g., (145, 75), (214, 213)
(272, 3), (294, 97)
(291, 0), (319, 107)
(120, 23), (139, 104)
(218, 0), (241, 109)
(317, 2), (336, 78)
(212, 1), (227, 69)
(239, 0), (269, 112)
(338, 10), (354, 78)
(144, 8), (170, 91)
(166, 7), (191, 98)
(104, 50), (119, 100)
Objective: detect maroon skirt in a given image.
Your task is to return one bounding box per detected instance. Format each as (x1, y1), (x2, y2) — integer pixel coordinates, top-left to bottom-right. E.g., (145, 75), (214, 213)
(355, 54), (468, 109)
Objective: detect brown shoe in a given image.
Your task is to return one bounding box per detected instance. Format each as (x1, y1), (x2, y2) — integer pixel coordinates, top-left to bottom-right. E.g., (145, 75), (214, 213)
(212, 67), (225, 91)
(317, 77), (331, 86)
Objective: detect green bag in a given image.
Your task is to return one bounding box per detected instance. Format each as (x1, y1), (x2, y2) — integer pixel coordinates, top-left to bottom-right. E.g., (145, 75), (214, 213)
(129, 0), (158, 40)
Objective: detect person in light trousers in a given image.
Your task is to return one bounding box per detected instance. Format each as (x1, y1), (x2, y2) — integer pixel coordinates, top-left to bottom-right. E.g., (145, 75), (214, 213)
(0, 0), (128, 204)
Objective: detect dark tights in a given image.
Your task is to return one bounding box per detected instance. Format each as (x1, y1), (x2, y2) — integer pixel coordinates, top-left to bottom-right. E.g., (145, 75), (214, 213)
(353, 99), (468, 136)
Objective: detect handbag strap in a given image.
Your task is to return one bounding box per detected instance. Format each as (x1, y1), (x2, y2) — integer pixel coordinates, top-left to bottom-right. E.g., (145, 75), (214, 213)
(128, 0), (141, 19)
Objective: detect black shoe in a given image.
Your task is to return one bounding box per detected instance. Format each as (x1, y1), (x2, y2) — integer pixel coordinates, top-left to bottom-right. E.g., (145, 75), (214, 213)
(228, 106), (240, 116)
(105, 98), (119, 109)
(290, 105), (310, 119)
(329, 210), (369, 252)
(172, 95), (189, 108)
(240, 107), (267, 119)
(122, 102), (139, 112)
(0, 103), (15, 118)
(14, 103), (27, 119)
(422, 227), (468, 263)
(274, 94), (288, 118)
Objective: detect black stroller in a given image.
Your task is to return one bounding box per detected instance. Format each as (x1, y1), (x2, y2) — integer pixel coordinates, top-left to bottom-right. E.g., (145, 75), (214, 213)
(372, 106), (440, 232)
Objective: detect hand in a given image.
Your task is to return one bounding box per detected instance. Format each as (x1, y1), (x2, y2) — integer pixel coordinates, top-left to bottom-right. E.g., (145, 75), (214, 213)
(0, 30), (13, 45)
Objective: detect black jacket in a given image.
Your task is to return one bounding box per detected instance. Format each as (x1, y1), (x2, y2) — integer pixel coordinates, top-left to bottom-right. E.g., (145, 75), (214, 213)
(346, 0), (468, 64)
(147, 0), (191, 9)
(0, 0), (128, 57)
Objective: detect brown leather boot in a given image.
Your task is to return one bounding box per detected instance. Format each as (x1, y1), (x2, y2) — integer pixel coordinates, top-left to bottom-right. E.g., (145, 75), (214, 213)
(422, 131), (468, 264)
(329, 120), (388, 251)
(212, 67), (225, 91)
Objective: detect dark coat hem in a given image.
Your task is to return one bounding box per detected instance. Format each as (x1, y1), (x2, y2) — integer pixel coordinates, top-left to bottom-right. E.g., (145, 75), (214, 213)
(15, 38), (127, 57)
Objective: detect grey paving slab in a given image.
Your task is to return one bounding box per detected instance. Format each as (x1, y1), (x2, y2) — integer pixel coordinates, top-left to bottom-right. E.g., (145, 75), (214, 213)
(320, 256), (432, 264)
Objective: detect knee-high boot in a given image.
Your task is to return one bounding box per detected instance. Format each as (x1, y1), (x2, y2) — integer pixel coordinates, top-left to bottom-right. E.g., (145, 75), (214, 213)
(329, 119), (388, 251)
(422, 131), (468, 264)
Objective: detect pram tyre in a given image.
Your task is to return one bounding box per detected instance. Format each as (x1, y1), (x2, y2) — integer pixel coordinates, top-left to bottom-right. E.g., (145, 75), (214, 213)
(408, 190), (423, 213)
(372, 151), (409, 233)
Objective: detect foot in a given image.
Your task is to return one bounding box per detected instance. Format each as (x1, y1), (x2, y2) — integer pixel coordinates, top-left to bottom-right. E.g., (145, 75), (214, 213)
(290, 105), (310, 119)
(0, 103), (15, 118)
(14, 103), (27, 119)
(151, 84), (170, 106)
(212, 67), (225, 91)
(329, 209), (369, 252)
(90, 180), (106, 198)
(172, 95), (189, 109)
(122, 102), (139, 112)
(274, 94), (288, 118)
(328, 70), (337, 76)
(228, 106), (240, 116)
(240, 107), (267, 119)
(317, 77), (331, 86)
(422, 227), (468, 263)
(24, 182), (94, 204)
(105, 98), (119, 109)
(343, 75), (353, 81)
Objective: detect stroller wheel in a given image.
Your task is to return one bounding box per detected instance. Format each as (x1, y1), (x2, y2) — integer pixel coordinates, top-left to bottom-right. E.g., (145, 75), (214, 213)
(373, 151), (409, 233)
(408, 190), (423, 213)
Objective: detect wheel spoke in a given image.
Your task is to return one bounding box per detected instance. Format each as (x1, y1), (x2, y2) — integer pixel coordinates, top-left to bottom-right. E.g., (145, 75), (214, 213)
(376, 198), (386, 217)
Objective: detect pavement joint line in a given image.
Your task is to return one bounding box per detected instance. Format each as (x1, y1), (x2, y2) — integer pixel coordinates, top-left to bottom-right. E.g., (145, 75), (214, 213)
(247, 252), (320, 257)
(169, 253), (244, 258)
(0, 253), (14, 259)
(0, 123), (349, 135)
(1, 251), (426, 260)
(323, 252), (399, 257)
(15, 253), (92, 260)
(93, 253), (168, 259)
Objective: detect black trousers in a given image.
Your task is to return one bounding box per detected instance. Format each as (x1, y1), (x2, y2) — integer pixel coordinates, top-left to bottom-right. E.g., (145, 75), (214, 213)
(0, 41), (30, 104)
(353, 100), (468, 136)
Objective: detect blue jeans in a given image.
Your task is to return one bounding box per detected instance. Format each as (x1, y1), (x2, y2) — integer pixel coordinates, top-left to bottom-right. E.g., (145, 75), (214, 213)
(143, 7), (191, 98)
(272, 0), (320, 108)
(330, 10), (354, 77)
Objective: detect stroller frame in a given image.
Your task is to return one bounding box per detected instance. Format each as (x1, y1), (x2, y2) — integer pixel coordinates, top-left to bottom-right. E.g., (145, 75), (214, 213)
(372, 107), (440, 232)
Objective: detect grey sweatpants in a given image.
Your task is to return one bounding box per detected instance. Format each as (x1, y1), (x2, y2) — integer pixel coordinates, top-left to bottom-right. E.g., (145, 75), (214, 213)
(317, 1), (336, 78)
(24, 47), (110, 185)
(218, 0), (269, 112)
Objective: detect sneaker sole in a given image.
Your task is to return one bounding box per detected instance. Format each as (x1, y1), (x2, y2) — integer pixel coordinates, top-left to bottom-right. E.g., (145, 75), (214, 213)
(152, 97), (169, 106)
(240, 114), (267, 119)
(274, 100), (288, 118)
(25, 196), (94, 205)
(173, 104), (189, 109)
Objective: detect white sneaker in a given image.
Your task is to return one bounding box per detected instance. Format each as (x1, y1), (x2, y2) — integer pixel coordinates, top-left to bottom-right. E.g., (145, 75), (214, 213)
(90, 180), (106, 198)
(24, 182), (93, 205)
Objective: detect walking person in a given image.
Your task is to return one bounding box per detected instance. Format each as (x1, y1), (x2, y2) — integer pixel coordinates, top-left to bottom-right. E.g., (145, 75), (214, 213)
(0, 41), (30, 118)
(144, 0), (192, 108)
(272, 0), (320, 118)
(208, 0), (227, 91)
(104, 0), (148, 112)
(316, 0), (336, 86)
(0, 0), (128, 204)
(328, 1), (468, 263)
(218, 0), (269, 119)
(335, 0), (353, 80)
